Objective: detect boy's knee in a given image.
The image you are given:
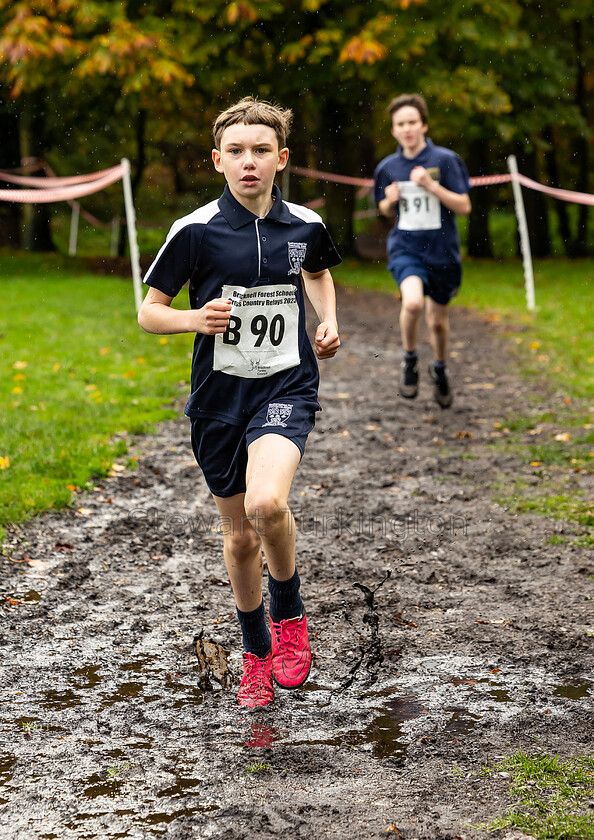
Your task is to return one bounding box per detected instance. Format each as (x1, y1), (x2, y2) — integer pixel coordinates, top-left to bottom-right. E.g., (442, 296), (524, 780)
(225, 528), (261, 562)
(402, 298), (423, 318)
(244, 493), (288, 534)
(428, 314), (447, 333)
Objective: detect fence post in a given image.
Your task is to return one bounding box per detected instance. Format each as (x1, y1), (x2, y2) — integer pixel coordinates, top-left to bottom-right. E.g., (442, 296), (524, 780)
(120, 159), (143, 313)
(68, 202), (80, 256)
(507, 154), (535, 311)
(110, 217), (120, 257)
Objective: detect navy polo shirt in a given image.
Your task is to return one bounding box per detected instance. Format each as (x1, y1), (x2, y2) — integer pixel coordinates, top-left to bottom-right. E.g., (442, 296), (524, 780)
(374, 138), (470, 269)
(143, 184), (341, 425)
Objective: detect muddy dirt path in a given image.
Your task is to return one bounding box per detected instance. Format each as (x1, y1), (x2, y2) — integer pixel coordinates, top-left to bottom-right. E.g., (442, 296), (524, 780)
(1, 285), (593, 840)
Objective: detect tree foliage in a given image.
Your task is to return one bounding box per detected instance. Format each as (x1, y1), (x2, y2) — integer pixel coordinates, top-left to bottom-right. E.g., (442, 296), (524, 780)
(0, 0), (591, 255)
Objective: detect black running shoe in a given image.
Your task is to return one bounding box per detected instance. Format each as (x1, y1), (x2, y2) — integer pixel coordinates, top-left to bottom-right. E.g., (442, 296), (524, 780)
(399, 357), (419, 399)
(429, 363), (452, 408)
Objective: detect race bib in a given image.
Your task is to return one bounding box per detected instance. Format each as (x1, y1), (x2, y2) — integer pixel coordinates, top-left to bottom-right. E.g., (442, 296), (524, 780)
(397, 181), (441, 231)
(213, 284), (300, 379)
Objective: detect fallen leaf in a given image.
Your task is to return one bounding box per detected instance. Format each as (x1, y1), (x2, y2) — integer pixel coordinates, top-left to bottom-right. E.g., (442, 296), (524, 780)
(77, 507), (94, 516)
(26, 558), (47, 569)
(13, 360), (27, 369)
(456, 431), (474, 439)
(194, 633), (232, 690)
(555, 432), (571, 442)
(490, 668), (501, 674)
(529, 461), (542, 467)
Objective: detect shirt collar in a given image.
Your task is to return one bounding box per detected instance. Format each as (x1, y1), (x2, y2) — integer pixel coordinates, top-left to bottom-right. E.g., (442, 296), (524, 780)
(218, 183), (291, 229)
(397, 137), (433, 162)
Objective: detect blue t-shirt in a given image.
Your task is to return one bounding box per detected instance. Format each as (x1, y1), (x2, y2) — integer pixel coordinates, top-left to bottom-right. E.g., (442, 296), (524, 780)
(373, 138), (470, 269)
(143, 184), (341, 425)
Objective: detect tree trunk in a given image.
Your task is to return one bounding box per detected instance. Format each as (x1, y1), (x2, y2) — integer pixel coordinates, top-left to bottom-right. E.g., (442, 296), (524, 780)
(319, 99), (356, 257)
(21, 94), (55, 252)
(119, 107), (147, 257)
(466, 137), (493, 258)
(543, 125), (572, 255)
(573, 20), (590, 256)
(0, 98), (22, 248)
(515, 143), (550, 258)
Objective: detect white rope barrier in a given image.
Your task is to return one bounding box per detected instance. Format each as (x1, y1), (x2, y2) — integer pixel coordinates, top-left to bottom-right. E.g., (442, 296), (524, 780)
(0, 161), (143, 312)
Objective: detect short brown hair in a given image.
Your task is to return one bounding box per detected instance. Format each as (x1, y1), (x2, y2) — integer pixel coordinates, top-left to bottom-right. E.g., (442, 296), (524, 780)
(212, 96), (293, 150)
(387, 93), (429, 125)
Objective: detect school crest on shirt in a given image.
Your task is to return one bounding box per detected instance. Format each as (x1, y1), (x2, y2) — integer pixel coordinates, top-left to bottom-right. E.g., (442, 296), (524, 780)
(287, 241), (307, 275)
(262, 402), (294, 428)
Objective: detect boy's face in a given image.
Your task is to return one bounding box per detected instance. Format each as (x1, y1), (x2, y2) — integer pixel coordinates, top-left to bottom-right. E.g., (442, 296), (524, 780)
(391, 105), (428, 156)
(212, 123), (288, 206)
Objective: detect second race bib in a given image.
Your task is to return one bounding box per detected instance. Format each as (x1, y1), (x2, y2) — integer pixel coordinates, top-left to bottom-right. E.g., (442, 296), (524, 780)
(397, 181), (441, 231)
(213, 283), (300, 379)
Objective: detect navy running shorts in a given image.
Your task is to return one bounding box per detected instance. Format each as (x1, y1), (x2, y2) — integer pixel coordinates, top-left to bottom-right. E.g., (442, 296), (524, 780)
(190, 398), (317, 498)
(388, 254), (461, 305)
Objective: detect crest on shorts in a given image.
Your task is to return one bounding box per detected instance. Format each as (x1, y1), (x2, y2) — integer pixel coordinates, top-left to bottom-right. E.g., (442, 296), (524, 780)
(287, 241), (307, 275)
(262, 402), (293, 428)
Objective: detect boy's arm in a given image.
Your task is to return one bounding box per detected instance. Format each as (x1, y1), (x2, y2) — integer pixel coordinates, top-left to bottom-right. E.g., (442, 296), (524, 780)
(138, 287), (231, 335)
(301, 268), (340, 359)
(410, 166), (471, 215)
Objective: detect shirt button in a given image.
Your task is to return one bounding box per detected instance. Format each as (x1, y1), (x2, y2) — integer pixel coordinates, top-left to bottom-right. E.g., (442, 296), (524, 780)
(263, 258), (268, 264)
(262, 236), (267, 242)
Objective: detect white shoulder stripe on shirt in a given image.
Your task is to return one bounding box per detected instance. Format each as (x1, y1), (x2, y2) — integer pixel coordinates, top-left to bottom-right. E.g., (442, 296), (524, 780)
(284, 200), (326, 226)
(166, 199), (221, 240)
(143, 199), (220, 285)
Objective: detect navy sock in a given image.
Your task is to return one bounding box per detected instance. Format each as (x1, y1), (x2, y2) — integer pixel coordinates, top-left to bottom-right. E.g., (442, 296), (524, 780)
(268, 569), (304, 623)
(433, 360), (446, 372)
(404, 350), (418, 364)
(236, 601), (271, 658)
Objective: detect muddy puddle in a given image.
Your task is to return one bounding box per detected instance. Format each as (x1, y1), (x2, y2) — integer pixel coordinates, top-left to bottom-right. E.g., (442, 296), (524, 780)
(2, 287), (593, 839)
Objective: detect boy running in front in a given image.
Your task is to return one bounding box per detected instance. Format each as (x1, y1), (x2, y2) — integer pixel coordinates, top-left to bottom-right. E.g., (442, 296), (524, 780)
(138, 97), (341, 707)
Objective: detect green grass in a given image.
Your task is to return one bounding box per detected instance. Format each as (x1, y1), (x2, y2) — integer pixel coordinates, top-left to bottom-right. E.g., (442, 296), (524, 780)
(480, 749), (594, 839)
(244, 761), (271, 774)
(0, 251), (194, 540)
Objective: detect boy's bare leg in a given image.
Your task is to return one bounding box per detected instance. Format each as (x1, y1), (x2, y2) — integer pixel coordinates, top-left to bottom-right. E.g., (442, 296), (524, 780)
(399, 275), (425, 352)
(244, 433), (301, 582)
(212, 492), (263, 612)
(425, 297), (450, 363)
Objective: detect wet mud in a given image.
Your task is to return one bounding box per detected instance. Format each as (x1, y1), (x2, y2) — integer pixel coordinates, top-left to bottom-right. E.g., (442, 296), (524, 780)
(1, 284), (593, 839)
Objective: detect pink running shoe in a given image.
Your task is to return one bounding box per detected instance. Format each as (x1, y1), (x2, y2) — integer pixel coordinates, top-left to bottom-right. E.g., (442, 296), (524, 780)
(270, 614), (311, 689)
(237, 652), (274, 708)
